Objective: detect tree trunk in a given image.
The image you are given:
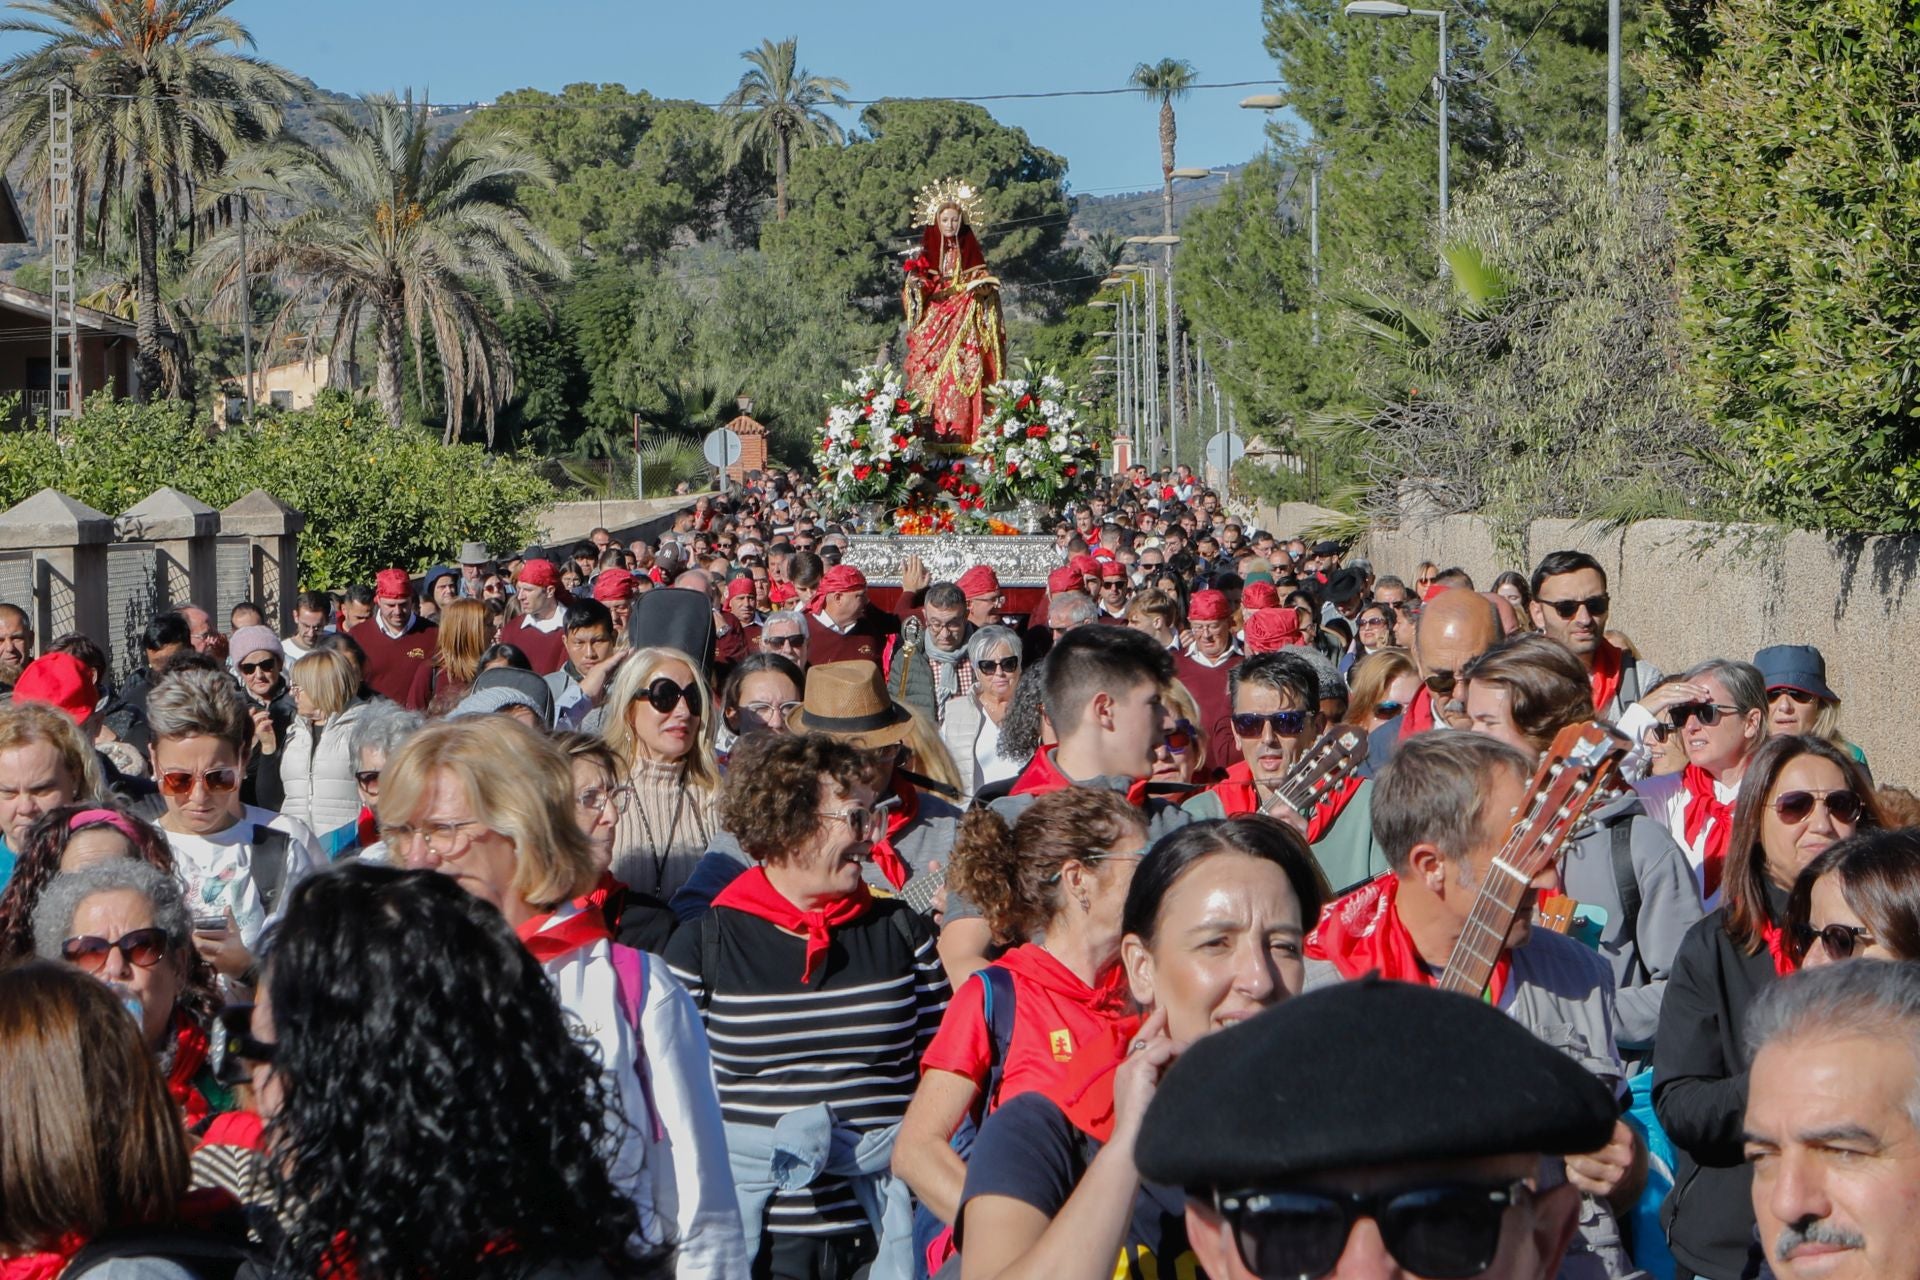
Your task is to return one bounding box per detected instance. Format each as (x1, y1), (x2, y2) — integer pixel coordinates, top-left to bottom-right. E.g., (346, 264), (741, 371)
(133, 175), (165, 403)
(1159, 101), (1177, 236)
(775, 128), (790, 222)
(375, 297), (406, 430)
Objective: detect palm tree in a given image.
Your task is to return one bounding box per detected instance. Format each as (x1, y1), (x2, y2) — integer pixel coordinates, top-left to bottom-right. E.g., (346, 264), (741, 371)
(1129, 57), (1198, 237)
(0, 0), (300, 401)
(720, 37), (849, 222)
(196, 96), (570, 442)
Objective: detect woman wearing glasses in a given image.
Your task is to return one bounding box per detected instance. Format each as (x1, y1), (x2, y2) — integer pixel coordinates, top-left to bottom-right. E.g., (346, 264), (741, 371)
(1788, 828), (1920, 967)
(954, 818), (1325, 1280)
(1631, 659), (1771, 908)
(1146, 679), (1207, 794)
(553, 731), (675, 955)
(939, 625), (1026, 801)
(605, 648), (719, 900)
(280, 648), (375, 854)
(1346, 647), (1419, 735)
(666, 733), (952, 1280)
(227, 624), (294, 812)
(147, 668), (324, 989)
(382, 717), (745, 1279)
(30, 858), (230, 1130)
(1654, 734), (1884, 1280)
(716, 652), (805, 757)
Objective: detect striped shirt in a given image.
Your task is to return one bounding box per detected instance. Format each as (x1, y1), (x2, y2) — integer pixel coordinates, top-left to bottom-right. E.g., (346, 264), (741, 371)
(666, 902), (950, 1236)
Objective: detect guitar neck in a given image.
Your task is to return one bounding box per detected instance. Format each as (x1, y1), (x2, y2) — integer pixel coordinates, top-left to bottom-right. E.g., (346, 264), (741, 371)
(1437, 869), (1534, 997)
(901, 866), (944, 914)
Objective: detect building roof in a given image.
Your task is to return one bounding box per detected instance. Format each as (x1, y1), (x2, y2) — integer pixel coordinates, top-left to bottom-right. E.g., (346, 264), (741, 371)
(0, 280), (137, 337)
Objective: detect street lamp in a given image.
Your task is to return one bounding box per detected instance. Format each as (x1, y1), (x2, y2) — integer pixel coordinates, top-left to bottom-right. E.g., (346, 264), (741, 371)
(1343, 0), (1448, 222)
(1242, 95), (1326, 344)
(1125, 235), (1184, 472)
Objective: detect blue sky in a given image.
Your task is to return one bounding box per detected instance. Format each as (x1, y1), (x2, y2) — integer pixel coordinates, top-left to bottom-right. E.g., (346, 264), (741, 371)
(0, 0), (1287, 195)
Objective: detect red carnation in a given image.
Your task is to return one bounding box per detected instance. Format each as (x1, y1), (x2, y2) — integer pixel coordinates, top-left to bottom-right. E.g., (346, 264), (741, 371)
(893, 434), (910, 450)
(1006, 463), (1018, 476)
(1066, 465), (1078, 477)
(1026, 424), (1047, 438)
(1017, 394), (1033, 410)
(896, 399), (912, 413)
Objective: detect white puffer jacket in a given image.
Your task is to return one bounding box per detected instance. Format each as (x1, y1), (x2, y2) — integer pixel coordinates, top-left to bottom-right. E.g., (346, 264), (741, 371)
(279, 699), (369, 841)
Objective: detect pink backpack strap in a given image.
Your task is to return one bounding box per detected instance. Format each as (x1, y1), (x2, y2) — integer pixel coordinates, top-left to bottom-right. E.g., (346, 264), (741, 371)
(609, 944), (666, 1142)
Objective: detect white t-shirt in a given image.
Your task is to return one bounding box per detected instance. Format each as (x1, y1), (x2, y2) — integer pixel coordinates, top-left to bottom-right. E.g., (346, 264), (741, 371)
(159, 806), (323, 948)
(973, 712), (1018, 791)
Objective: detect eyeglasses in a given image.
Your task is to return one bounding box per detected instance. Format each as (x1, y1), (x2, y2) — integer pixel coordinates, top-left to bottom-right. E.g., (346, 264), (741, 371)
(1793, 921), (1876, 961)
(1670, 702), (1741, 728)
(61, 927), (169, 973)
(576, 784), (636, 815)
(1538, 594), (1610, 620)
(1218, 1180), (1530, 1280)
(1163, 719), (1196, 755)
(744, 699), (803, 724)
(1375, 700), (1404, 719)
(1770, 788), (1864, 824)
(158, 767), (241, 798)
(1769, 687), (1816, 705)
(1357, 615), (1391, 631)
(1415, 574), (1438, 588)
(764, 632), (805, 651)
(218, 1005), (277, 1069)
(237, 656), (281, 675)
(1232, 710), (1311, 738)
(821, 805), (878, 842)
(1422, 670), (1458, 697)
(381, 819), (489, 856)
(354, 769), (381, 791)
(975, 656), (1021, 676)
(644, 677), (702, 716)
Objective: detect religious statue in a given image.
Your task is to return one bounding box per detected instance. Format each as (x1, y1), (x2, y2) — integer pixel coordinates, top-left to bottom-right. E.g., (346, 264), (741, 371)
(902, 178), (1006, 446)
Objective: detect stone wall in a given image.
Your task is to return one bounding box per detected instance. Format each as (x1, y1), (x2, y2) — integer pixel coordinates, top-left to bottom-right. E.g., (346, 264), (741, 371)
(537, 493), (717, 549)
(1359, 515), (1920, 785)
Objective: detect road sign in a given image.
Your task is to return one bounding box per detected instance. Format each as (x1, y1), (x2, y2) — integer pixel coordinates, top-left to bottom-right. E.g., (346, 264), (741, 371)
(702, 427), (742, 470)
(1204, 430), (1245, 474)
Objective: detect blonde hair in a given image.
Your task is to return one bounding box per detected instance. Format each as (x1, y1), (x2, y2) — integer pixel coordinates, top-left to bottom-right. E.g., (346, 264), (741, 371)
(0, 704), (104, 804)
(377, 718), (595, 910)
(434, 599), (489, 687)
(901, 702), (965, 797)
(1348, 648), (1419, 724)
(1162, 677), (1208, 775)
(291, 649), (357, 721)
(601, 647), (720, 792)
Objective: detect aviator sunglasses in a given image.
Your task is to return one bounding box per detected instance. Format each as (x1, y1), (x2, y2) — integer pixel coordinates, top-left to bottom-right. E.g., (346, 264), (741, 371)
(1219, 1180), (1530, 1280)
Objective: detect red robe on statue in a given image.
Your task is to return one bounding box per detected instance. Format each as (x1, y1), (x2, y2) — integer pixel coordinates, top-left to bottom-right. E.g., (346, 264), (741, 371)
(902, 222), (1006, 446)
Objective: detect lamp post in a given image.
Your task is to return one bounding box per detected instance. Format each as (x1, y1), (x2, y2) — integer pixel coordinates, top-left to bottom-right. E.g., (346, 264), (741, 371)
(1342, 0), (1448, 223)
(1242, 95), (1325, 344)
(1125, 234), (1182, 470)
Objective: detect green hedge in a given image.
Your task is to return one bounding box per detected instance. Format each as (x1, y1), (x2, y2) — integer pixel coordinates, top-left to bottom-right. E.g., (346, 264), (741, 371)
(0, 393), (554, 588)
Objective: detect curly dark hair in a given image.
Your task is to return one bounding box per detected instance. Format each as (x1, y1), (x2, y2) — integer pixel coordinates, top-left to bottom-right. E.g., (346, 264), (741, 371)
(949, 788), (1147, 942)
(718, 732), (872, 864)
(260, 864), (662, 1279)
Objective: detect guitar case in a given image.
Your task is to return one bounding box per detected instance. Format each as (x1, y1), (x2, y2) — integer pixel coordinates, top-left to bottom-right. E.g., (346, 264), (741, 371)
(629, 587), (716, 669)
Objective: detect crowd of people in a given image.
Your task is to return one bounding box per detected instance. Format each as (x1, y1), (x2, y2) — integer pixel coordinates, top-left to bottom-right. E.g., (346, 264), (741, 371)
(0, 460), (1912, 1280)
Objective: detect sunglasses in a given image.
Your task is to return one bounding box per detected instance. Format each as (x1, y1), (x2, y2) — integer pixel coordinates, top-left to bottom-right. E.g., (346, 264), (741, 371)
(61, 926), (169, 974)
(644, 678), (702, 716)
(1770, 788), (1864, 824)
(976, 656), (1021, 676)
(158, 767), (241, 798)
(1375, 700), (1404, 719)
(1669, 701), (1741, 728)
(237, 656), (281, 675)
(1422, 670), (1458, 697)
(1793, 921), (1876, 961)
(1232, 710), (1312, 738)
(1163, 719), (1196, 755)
(1769, 687), (1816, 705)
(1538, 594), (1610, 620)
(1219, 1180), (1529, 1280)
(765, 633), (805, 650)
(354, 769), (381, 791)
(1415, 575), (1438, 587)
(217, 1005), (277, 1071)
(1358, 615), (1391, 630)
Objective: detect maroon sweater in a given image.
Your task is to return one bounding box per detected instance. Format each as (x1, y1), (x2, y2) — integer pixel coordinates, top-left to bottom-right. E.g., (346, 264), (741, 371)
(1173, 650), (1243, 772)
(806, 606), (896, 667)
(500, 615), (569, 675)
(348, 618), (439, 710)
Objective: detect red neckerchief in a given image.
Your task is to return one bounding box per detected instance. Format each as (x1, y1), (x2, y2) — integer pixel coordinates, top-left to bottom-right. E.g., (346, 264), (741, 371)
(712, 867), (874, 983)
(1008, 746), (1152, 808)
(515, 906), (612, 965)
(1681, 764), (1735, 896)
(1757, 916), (1798, 978)
(576, 870), (628, 934)
(1053, 1013), (1145, 1144)
(1208, 762), (1361, 842)
(869, 775), (920, 890)
(1589, 638), (1625, 716)
(167, 1010), (212, 1129)
(0, 1236), (85, 1280)
(1399, 686), (1437, 739)
(1305, 874), (1510, 1005)
(355, 806), (379, 852)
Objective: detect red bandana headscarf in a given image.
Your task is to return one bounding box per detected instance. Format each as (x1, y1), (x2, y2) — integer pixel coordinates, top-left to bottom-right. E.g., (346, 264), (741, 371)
(712, 867), (874, 983)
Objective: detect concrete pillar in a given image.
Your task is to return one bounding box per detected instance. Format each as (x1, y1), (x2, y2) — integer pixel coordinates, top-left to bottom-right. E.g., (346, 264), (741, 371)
(219, 490), (306, 632)
(117, 487), (220, 615)
(0, 489), (113, 645)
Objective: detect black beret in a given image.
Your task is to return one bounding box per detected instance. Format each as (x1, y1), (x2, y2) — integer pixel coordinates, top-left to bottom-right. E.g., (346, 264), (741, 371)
(1135, 977), (1620, 1192)
(1322, 568), (1364, 605)
(1312, 540), (1342, 557)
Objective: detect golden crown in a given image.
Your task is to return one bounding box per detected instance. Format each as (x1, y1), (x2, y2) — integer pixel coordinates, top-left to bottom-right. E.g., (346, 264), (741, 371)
(913, 177), (986, 229)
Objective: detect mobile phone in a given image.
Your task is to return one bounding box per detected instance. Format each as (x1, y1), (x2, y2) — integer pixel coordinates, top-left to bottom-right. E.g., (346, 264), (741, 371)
(193, 913), (227, 933)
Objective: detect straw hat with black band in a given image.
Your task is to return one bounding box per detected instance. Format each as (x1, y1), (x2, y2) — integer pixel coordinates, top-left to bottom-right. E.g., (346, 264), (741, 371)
(787, 660), (914, 749)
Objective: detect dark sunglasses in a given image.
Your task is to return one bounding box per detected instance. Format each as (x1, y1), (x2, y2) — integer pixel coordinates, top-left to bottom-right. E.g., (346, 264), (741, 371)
(1163, 719), (1196, 755)
(1792, 921), (1876, 961)
(975, 656), (1021, 676)
(1669, 701), (1740, 728)
(1769, 686), (1816, 705)
(237, 656), (281, 675)
(1219, 1180), (1529, 1280)
(354, 769), (382, 790)
(1538, 594), (1610, 620)
(1375, 700), (1404, 719)
(645, 677), (702, 717)
(158, 767), (241, 798)
(1422, 670), (1458, 697)
(1771, 788), (1864, 824)
(764, 633), (805, 650)
(215, 1004), (277, 1077)
(1232, 710), (1312, 738)
(61, 927), (169, 974)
